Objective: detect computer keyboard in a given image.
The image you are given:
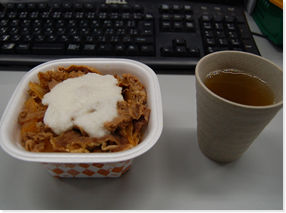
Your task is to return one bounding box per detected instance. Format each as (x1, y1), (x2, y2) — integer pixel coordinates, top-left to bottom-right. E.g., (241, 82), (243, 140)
(0, 0), (260, 74)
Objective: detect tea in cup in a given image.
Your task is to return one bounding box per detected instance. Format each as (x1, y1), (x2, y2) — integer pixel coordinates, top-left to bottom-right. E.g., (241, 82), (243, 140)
(195, 51), (283, 163)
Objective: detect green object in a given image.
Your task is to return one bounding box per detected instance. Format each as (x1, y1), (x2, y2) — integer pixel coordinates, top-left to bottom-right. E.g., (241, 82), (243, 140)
(252, 0), (283, 45)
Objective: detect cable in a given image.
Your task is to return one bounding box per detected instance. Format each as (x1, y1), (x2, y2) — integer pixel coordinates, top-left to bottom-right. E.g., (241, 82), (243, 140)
(251, 32), (267, 38)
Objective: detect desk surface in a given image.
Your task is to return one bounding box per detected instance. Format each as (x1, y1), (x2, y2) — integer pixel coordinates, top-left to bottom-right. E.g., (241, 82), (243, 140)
(0, 13), (283, 210)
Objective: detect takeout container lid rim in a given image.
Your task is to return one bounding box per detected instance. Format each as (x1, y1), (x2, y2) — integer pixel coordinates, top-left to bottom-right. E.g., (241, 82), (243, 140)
(0, 58), (163, 163)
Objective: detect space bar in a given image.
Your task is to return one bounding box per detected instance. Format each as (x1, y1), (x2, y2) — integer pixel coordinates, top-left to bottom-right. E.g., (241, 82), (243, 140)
(32, 43), (65, 55)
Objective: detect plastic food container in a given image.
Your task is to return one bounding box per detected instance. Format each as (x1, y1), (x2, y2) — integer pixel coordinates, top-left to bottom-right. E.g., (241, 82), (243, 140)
(252, 0), (283, 45)
(0, 58), (163, 178)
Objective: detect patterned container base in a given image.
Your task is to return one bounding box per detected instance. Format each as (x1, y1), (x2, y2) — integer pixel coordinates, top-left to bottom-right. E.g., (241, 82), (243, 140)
(42, 160), (133, 178)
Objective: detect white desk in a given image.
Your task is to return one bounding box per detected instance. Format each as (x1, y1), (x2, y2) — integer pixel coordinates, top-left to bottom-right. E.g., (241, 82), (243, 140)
(0, 13), (283, 210)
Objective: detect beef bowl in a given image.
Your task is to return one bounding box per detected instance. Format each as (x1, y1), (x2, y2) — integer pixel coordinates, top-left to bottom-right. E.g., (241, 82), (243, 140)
(0, 58), (163, 178)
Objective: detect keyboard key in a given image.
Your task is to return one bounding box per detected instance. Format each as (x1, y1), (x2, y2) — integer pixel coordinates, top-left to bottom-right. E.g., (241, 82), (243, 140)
(230, 39), (240, 47)
(206, 38), (216, 46)
(188, 47), (200, 57)
(173, 38), (186, 46)
(122, 36), (133, 44)
(174, 22), (183, 32)
(213, 15), (224, 22)
(185, 22), (195, 32)
(225, 15), (235, 23)
(174, 46), (187, 57)
(202, 22), (212, 30)
(216, 31), (226, 38)
(97, 36), (108, 44)
(16, 3), (26, 11)
(10, 34), (21, 42)
(141, 29), (153, 36)
(173, 14), (183, 21)
(134, 13), (143, 20)
(66, 44), (81, 54)
(84, 3), (95, 12)
(84, 35), (94, 43)
(38, 3), (49, 12)
(0, 35), (9, 42)
(228, 31), (238, 38)
(237, 24), (250, 39)
(172, 5), (181, 13)
(226, 23), (235, 31)
(207, 46), (229, 54)
(0, 27), (8, 35)
(2, 43), (16, 53)
(6, 3), (15, 11)
(32, 43), (65, 54)
(122, 5), (130, 12)
(145, 13), (154, 20)
(127, 45), (139, 55)
(214, 23), (224, 31)
(161, 14), (171, 21)
(98, 44), (113, 55)
(0, 19), (8, 27)
(22, 34), (33, 42)
(160, 4), (170, 13)
(98, 4), (108, 12)
(47, 35), (58, 42)
(185, 14), (194, 21)
(40, 12), (50, 19)
(71, 35), (81, 43)
(201, 15), (212, 22)
(35, 35), (45, 42)
(217, 38), (228, 46)
(9, 27), (19, 35)
(183, 5), (192, 14)
(114, 20), (125, 28)
(82, 44), (96, 55)
(236, 16), (245, 24)
(204, 30), (214, 38)
(135, 37), (153, 44)
(114, 45), (126, 55)
(141, 45), (155, 56)
(110, 36), (120, 44)
(16, 43), (31, 54)
(161, 46), (173, 56)
(134, 4), (144, 13)
(242, 39), (256, 53)
(27, 3), (36, 11)
(161, 22), (171, 32)
(62, 3), (72, 11)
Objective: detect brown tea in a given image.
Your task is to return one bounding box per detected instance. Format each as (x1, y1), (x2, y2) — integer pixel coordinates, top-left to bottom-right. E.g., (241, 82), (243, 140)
(204, 69), (275, 106)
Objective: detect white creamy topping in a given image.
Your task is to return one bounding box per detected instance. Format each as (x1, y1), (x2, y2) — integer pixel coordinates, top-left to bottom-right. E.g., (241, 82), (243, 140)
(42, 73), (123, 138)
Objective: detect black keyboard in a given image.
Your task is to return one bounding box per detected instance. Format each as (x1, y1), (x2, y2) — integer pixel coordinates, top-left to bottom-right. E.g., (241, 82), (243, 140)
(0, 0), (260, 74)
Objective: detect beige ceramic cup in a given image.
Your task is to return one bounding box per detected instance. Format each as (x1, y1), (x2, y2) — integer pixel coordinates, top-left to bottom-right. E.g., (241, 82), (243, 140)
(195, 51), (283, 163)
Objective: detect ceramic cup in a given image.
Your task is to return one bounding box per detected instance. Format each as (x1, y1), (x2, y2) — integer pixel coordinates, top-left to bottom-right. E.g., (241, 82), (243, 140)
(195, 51), (283, 163)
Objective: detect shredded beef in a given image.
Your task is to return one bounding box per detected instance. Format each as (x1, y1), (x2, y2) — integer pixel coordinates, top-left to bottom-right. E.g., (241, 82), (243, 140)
(19, 65), (150, 153)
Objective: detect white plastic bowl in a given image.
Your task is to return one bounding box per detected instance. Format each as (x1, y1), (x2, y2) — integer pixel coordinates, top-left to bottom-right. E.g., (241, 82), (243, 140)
(0, 58), (163, 178)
